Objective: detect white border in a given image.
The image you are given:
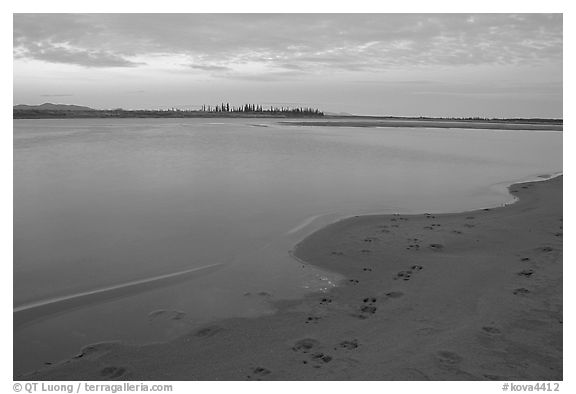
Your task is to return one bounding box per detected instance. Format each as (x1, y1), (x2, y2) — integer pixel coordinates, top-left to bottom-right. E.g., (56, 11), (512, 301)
(4, 2), (570, 393)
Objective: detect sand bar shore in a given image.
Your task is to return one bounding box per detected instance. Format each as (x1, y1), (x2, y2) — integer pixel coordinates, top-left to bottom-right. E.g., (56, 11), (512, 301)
(22, 176), (562, 381)
(281, 118), (562, 131)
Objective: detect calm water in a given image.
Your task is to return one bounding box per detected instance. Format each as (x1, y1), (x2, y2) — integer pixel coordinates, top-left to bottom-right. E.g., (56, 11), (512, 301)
(13, 118), (562, 374)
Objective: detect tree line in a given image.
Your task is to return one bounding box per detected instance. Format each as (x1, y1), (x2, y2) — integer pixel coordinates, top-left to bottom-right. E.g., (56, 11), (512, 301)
(199, 103), (323, 115)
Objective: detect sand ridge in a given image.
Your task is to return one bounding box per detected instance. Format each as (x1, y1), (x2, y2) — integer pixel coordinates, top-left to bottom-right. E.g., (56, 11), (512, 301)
(21, 176), (562, 381)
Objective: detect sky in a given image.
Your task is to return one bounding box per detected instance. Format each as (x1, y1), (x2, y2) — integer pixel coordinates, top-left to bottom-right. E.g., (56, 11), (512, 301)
(13, 13), (563, 117)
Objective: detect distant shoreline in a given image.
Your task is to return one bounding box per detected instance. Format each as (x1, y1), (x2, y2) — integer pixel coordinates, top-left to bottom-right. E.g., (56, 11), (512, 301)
(12, 110), (324, 120)
(13, 111), (562, 132)
(280, 117), (563, 131)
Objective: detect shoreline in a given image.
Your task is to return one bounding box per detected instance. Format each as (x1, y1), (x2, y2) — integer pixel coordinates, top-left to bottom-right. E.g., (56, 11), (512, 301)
(280, 119), (563, 132)
(21, 176), (562, 381)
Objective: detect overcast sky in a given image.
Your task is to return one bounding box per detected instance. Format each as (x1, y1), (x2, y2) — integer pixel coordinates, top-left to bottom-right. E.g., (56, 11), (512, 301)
(13, 13), (562, 117)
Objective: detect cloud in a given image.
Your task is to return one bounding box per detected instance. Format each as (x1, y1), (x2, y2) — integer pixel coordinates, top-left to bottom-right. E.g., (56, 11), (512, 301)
(15, 42), (143, 68)
(188, 64), (231, 72)
(13, 14), (562, 72)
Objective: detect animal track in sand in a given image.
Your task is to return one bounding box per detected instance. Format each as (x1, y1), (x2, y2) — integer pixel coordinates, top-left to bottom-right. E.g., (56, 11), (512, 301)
(352, 297), (378, 319)
(436, 351), (463, 366)
(310, 352), (333, 365)
(394, 264), (425, 281)
(320, 297), (332, 305)
(362, 267), (372, 272)
(517, 269), (535, 277)
(100, 366), (127, 379)
(292, 339), (332, 368)
(305, 316), (321, 324)
(246, 366), (272, 380)
(394, 270), (413, 281)
(292, 338), (320, 353)
(429, 243), (444, 250)
(348, 279), (360, 284)
(423, 226), (434, 230)
(482, 326), (502, 335)
(554, 232), (562, 237)
(520, 257), (530, 262)
(337, 339), (359, 350)
(452, 230), (463, 234)
(537, 246), (554, 253)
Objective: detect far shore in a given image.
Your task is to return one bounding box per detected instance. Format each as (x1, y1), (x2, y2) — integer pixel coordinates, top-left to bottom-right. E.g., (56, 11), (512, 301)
(280, 118), (563, 131)
(22, 176), (562, 381)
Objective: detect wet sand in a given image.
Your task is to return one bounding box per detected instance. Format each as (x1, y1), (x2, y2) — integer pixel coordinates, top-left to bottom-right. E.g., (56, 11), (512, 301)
(21, 176), (562, 381)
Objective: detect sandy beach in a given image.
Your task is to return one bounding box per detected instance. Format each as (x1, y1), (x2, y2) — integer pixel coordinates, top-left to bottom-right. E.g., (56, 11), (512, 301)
(22, 176), (562, 381)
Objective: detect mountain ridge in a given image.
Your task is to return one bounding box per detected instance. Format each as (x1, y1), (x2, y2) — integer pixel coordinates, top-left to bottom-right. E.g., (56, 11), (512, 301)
(13, 103), (95, 111)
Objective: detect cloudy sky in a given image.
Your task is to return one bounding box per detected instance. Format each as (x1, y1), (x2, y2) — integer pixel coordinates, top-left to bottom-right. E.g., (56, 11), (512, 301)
(13, 14), (562, 117)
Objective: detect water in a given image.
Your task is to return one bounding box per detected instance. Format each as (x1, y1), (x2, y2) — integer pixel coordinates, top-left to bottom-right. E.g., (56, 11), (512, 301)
(13, 118), (562, 375)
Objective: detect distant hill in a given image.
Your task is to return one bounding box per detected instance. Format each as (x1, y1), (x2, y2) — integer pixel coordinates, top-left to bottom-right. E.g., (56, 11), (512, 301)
(13, 103), (95, 111)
